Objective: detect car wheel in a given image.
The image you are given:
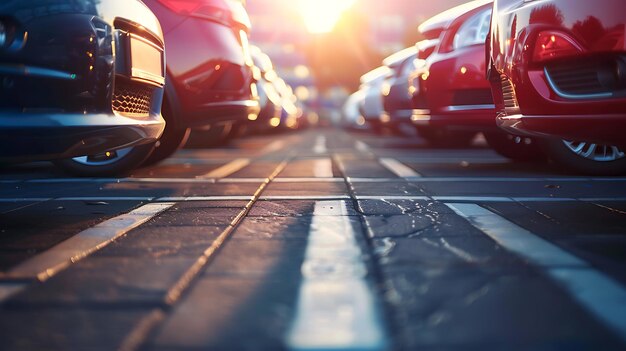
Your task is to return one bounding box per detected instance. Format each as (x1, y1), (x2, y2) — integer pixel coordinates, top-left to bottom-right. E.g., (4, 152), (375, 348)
(417, 127), (476, 148)
(141, 127), (190, 167)
(484, 131), (545, 161)
(54, 143), (155, 177)
(541, 138), (626, 175)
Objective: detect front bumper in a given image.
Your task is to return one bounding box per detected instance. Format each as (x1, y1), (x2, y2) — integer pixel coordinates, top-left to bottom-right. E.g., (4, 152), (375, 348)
(497, 113), (626, 147)
(186, 100), (260, 129)
(0, 112), (165, 161)
(411, 105), (497, 131)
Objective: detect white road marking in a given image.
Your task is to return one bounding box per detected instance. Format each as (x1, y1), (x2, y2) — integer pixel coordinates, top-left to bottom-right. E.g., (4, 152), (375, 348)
(157, 196), (253, 202)
(273, 178), (345, 183)
(261, 195), (352, 201)
(260, 140), (285, 154)
(200, 158), (250, 179)
(313, 136), (327, 154)
(0, 198), (53, 202)
(379, 158), (421, 179)
(447, 203), (626, 341)
(2, 195), (626, 203)
(313, 158), (334, 178)
(6, 203), (174, 283)
(4, 176), (626, 184)
(356, 196), (431, 201)
(218, 178), (267, 183)
(0, 283), (27, 302)
(56, 197), (155, 202)
(287, 201), (387, 350)
(355, 141), (370, 152)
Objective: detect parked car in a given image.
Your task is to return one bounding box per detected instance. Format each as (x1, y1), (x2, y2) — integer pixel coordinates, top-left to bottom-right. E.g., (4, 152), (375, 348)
(358, 66), (391, 132)
(409, 0), (540, 158)
(273, 77), (301, 130)
(0, 0), (166, 176)
(377, 46), (418, 135)
(342, 91), (368, 131)
(248, 45), (282, 133)
(488, 0), (626, 174)
(383, 40), (440, 137)
(134, 0), (258, 154)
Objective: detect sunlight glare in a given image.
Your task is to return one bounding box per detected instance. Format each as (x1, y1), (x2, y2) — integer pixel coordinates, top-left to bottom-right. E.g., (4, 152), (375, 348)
(297, 0), (356, 33)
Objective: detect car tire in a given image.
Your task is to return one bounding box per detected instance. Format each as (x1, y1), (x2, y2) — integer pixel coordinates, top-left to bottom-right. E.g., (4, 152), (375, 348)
(54, 143), (155, 177)
(417, 127), (476, 148)
(141, 127), (190, 167)
(484, 131), (544, 161)
(540, 138), (626, 175)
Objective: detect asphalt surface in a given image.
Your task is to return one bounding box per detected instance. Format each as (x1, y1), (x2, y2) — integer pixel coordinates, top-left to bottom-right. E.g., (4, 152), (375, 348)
(1, 128), (626, 351)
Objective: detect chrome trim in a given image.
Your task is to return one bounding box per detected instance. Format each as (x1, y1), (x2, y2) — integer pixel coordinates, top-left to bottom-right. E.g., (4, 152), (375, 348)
(412, 109), (431, 115)
(442, 104), (495, 112)
(0, 64), (76, 80)
(544, 67), (613, 100)
(201, 100), (259, 108)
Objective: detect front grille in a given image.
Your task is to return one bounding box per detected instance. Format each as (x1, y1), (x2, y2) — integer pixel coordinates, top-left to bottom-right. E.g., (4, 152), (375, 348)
(452, 89), (493, 106)
(501, 75), (518, 109)
(545, 58), (622, 98)
(112, 81), (153, 117)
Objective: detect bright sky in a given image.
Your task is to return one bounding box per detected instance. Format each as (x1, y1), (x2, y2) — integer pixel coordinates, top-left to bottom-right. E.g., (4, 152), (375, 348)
(296, 0), (357, 33)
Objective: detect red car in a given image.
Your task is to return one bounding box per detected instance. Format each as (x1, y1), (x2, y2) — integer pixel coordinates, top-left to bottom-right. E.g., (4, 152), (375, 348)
(139, 0), (259, 156)
(488, 0), (626, 174)
(409, 0), (540, 159)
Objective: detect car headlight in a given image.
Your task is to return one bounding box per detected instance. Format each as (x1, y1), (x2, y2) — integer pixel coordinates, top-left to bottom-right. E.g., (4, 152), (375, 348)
(452, 8), (491, 50)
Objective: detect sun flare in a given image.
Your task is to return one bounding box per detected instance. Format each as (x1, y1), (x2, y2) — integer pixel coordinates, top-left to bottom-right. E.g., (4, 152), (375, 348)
(296, 0), (356, 34)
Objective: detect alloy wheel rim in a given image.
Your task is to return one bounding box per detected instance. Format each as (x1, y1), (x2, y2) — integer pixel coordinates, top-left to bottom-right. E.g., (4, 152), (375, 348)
(71, 147), (133, 166)
(563, 140), (625, 162)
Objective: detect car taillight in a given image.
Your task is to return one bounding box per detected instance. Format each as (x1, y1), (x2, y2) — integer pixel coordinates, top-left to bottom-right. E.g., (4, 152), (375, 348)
(533, 31), (583, 63)
(157, 0), (232, 25)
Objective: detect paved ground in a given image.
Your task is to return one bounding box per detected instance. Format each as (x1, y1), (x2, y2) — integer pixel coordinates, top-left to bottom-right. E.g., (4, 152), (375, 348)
(1, 128), (626, 350)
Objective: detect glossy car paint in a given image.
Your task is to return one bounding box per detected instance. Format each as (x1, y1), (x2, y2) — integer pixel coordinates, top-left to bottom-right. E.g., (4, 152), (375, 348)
(143, 0), (259, 131)
(380, 47), (418, 129)
(358, 66), (391, 124)
(489, 0), (626, 146)
(250, 46), (282, 130)
(410, 0), (495, 132)
(0, 0), (166, 161)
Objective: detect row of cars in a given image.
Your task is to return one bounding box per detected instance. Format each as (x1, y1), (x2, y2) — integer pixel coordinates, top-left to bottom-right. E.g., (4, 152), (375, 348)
(345, 0), (626, 175)
(0, 0), (302, 176)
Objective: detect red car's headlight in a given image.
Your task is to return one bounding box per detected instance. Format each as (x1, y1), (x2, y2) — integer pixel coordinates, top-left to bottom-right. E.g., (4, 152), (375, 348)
(533, 31), (583, 63)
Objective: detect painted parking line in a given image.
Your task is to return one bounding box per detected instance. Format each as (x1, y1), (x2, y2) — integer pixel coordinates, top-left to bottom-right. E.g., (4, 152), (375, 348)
(313, 158), (334, 178)
(260, 140), (285, 154)
(379, 158), (421, 179)
(355, 141), (370, 153)
(3, 195), (626, 203)
(286, 201), (387, 350)
(447, 203), (626, 341)
(5, 202), (174, 283)
(0, 198), (53, 202)
(157, 196), (254, 202)
(5, 176), (626, 184)
(199, 158), (250, 179)
(313, 136), (327, 154)
(260, 195), (352, 201)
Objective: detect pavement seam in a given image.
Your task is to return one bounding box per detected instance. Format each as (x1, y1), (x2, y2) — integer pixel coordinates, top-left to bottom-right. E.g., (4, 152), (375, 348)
(119, 151), (297, 351)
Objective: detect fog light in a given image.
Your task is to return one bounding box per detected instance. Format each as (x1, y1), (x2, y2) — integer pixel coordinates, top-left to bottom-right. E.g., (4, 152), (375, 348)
(247, 113), (258, 121)
(380, 113), (391, 123)
(269, 117), (280, 127)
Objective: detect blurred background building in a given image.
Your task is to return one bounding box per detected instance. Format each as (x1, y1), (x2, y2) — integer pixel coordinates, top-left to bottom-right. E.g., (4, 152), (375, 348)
(247, 0), (468, 121)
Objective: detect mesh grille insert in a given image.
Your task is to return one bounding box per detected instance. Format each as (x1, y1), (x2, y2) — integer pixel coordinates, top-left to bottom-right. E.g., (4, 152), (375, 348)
(112, 81), (153, 117)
